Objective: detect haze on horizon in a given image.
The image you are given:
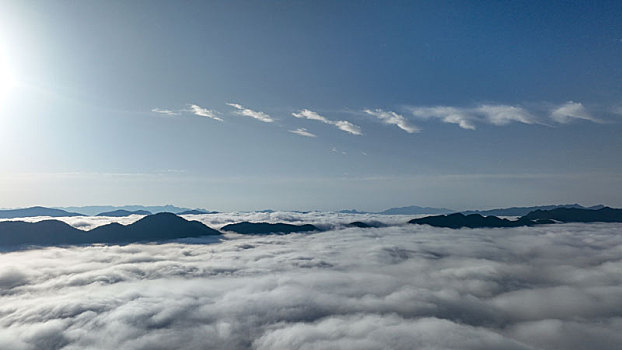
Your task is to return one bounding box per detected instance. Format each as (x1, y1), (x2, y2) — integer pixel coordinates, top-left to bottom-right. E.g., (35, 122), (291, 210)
(0, 1), (621, 211)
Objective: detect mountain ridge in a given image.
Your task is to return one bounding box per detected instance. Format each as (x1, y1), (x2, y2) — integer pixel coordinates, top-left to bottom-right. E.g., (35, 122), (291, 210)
(0, 213), (221, 247)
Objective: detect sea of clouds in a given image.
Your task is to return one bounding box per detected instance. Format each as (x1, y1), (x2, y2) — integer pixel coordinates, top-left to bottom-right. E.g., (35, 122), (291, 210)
(0, 213), (621, 350)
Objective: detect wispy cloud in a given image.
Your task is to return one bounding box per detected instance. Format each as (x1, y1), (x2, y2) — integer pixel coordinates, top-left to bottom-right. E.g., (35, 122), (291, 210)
(477, 105), (537, 126)
(151, 108), (179, 116)
(292, 109), (362, 135)
(227, 103), (274, 123)
(408, 104), (557, 129)
(289, 128), (316, 138)
(550, 101), (601, 124)
(189, 104), (223, 122)
(364, 109), (420, 133)
(408, 106), (474, 130)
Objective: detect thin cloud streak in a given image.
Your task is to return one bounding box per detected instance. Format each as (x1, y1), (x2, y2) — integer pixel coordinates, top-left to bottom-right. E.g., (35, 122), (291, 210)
(292, 109), (362, 135)
(227, 103), (274, 123)
(364, 109), (420, 133)
(189, 104), (223, 121)
(151, 108), (179, 116)
(289, 128), (316, 138)
(408, 102), (601, 129)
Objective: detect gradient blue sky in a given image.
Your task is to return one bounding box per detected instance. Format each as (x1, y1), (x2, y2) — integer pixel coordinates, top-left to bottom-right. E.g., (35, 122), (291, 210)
(0, 0), (620, 211)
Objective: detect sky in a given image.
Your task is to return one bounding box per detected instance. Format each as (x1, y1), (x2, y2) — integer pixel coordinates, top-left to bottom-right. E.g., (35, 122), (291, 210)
(0, 0), (620, 211)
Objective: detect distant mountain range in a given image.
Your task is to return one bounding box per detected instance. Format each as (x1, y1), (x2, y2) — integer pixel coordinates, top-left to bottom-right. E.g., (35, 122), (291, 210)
(55, 205), (204, 216)
(177, 210), (219, 215)
(96, 209), (152, 217)
(0, 213), (220, 247)
(409, 207), (622, 229)
(0, 206), (84, 219)
(460, 203), (605, 216)
(338, 205), (453, 215)
(338, 203), (607, 216)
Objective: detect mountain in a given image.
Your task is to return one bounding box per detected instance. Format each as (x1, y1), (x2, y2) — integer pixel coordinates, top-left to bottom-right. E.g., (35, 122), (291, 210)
(409, 207), (621, 229)
(338, 209), (370, 214)
(521, 207), (622, 223)
(409, 213), (523, 229)
(0, 206), (84, 219)
(461, 203), (605, 217)
(379, 205), (454, 215)
(177, 209), (219, 215)
(0, 213), (221, 247)
(96, 210), (152, 217)
(347, 221), (386, 228)
(221, 222), (319, 235)
(56, 205), (193, 216)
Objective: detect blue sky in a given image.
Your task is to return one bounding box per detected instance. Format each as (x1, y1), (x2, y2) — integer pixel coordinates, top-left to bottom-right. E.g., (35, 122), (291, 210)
(0, 0), (620, 211)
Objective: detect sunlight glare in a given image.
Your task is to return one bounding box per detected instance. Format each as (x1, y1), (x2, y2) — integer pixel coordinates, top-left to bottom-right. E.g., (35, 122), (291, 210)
(0, 47), (16, 102)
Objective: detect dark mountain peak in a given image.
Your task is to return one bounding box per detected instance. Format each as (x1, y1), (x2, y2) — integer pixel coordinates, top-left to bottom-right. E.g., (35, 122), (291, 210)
(0, 213), (220, 248)
(522, 207), (622, 223)
(409, 213), (516, 229)
(177, 209), (218, 215)
(221, 222), (319, 235)
(347, 221), (386, 228)
(410, 206), (622, 229)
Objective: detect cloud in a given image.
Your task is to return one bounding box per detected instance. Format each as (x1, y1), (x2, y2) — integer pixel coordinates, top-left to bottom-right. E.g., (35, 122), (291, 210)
(189, 104), (223, 122)
(227, 103), (274, 123)
(409, 106), (475, 130)
(363, 109), (420, 133)
(408, 102), (604, 129)
(550, 101), (601, 124)
(292, 109), (362, 135)
(151, 108), (179, 116)
(0, 213), (620, 350)
(289, 128), (316, 138)
(476, 105), (537, 126)
(408, 105), (537, 130)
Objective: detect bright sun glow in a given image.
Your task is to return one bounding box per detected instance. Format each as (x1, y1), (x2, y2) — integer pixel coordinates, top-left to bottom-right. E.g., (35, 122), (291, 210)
(0, 49), (16, 101)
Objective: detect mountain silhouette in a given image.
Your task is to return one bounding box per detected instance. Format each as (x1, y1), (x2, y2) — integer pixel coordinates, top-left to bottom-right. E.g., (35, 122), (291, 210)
(409, 213), (521, 229)
(461, 203), (606, 216)
(0, 213), (220, 247)
(0, 206), (84, 219)
(56, 205), (192, 216)
(379, 205), (454, 215)
(521, 207), (622, 223)
(177, 209), (218, 215)
(409, 207), (620, 228)
(221, 222), (319, 234)
(347, 221), (386, 228)
(96, 210), (152, 217)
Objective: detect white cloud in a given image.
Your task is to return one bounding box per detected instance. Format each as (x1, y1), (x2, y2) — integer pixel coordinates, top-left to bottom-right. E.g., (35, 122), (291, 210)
(363, 109), (420, 133)
(227, 103), (274, 123)
(409, 106), (475, 130)
(151, 108), (179, 116)
(292, 109), (362, 135)
(476, 105), (537, 126)
(550, 101), (601, 124)
(189, 104), (223, 122)
(409, 104), (538, 129)
(289, 128), (316, 138)
(0, 216), (620, 350)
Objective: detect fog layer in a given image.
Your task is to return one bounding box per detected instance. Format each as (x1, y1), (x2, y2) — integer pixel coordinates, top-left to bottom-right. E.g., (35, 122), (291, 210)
(0, 221), (621, 349)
